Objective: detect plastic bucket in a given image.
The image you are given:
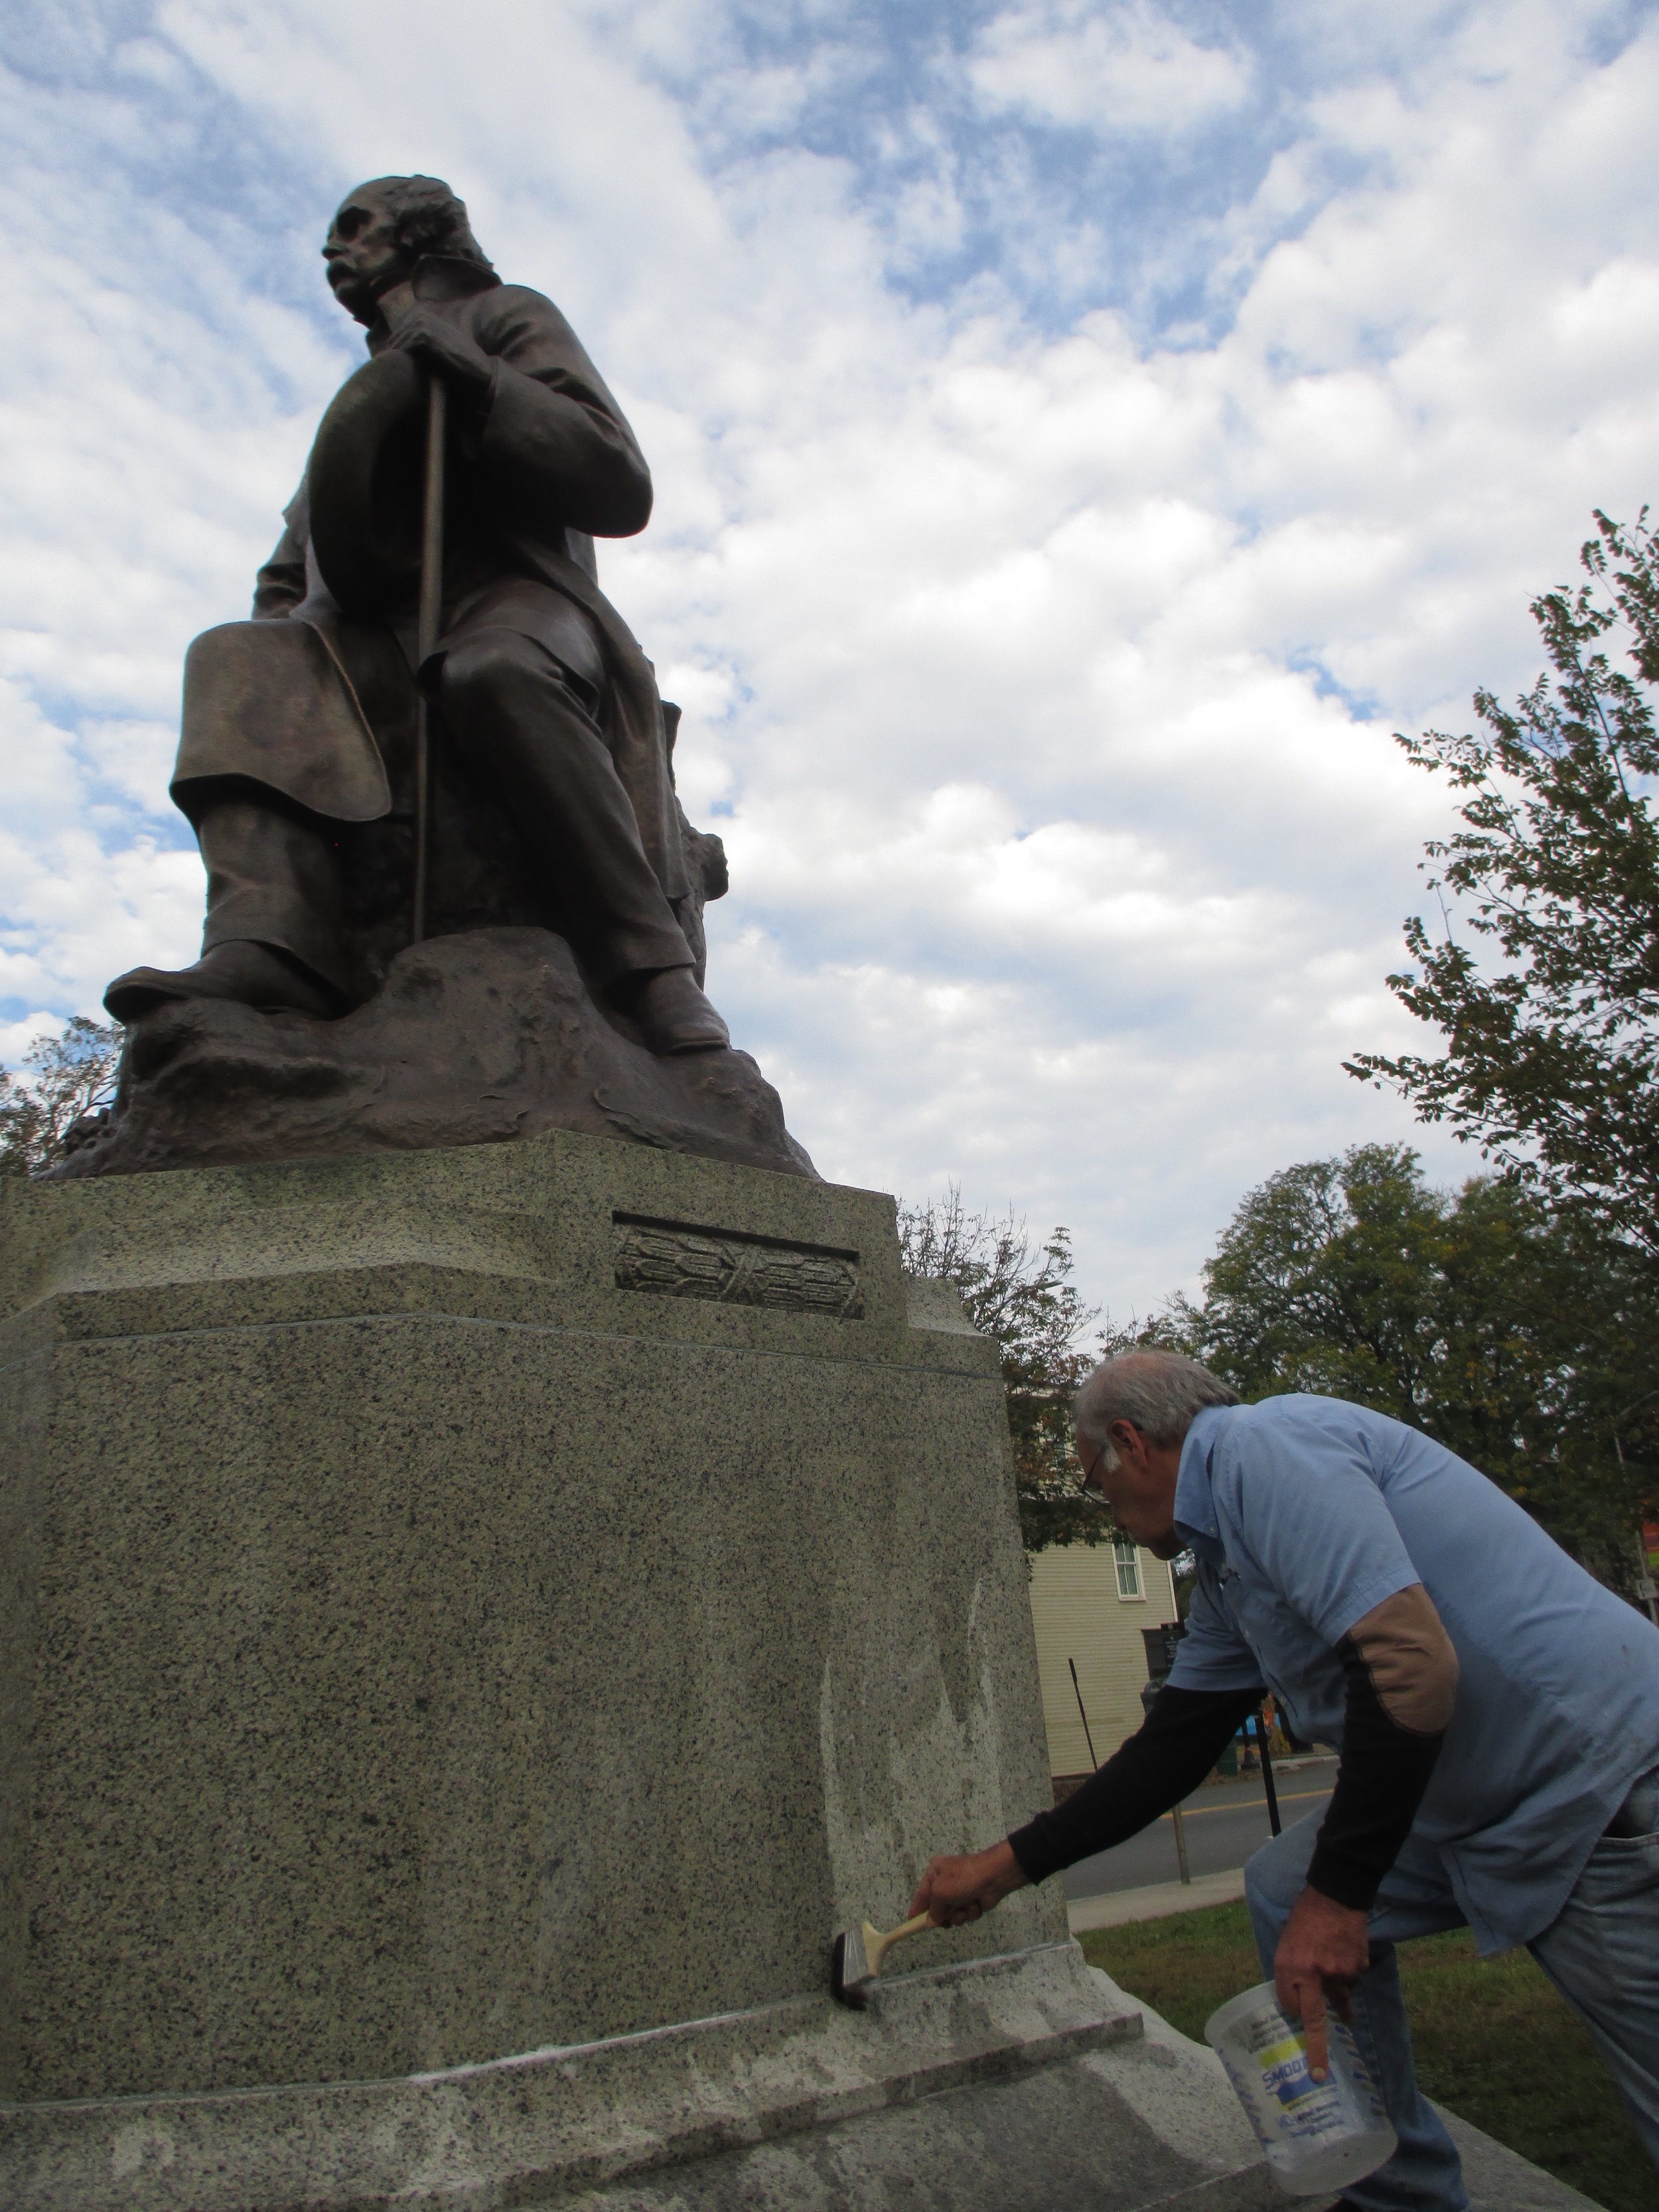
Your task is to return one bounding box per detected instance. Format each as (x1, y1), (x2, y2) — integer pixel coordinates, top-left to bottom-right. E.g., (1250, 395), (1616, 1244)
(1205, 1982), (1398, 2197)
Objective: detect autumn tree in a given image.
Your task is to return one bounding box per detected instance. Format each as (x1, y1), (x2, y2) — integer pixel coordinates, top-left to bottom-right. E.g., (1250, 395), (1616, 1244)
(0, 1017), (121, 1177)
(1137, 1144), (1658, 1586)
(898, 1185), (1104, 1556)
(1348, 511), (1659, 1258)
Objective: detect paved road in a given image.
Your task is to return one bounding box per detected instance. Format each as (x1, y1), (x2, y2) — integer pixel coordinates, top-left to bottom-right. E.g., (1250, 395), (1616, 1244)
(1062, 1757), (1338, 1900)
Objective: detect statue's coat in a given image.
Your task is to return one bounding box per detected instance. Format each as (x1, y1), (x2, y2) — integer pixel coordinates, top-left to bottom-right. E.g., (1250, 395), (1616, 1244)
(173, 256), (688, 903)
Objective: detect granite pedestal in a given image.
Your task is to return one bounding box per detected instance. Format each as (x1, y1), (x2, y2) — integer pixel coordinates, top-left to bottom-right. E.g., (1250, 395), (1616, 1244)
(0, 1133), (1270, 2207)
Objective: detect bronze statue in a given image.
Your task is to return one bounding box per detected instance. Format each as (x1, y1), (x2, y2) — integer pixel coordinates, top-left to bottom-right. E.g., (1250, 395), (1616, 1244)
(106, 176), (729, 1058)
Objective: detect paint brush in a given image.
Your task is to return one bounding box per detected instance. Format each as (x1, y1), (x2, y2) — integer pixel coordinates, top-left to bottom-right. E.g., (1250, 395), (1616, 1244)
(830, 1910), (934, 2006)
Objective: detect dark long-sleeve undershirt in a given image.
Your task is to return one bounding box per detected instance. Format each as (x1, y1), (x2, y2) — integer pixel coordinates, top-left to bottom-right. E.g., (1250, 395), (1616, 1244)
(1009, 1685), (1259, 1885)
(1305, 1632), (1447, 1911)
(1007, 1663), (1447, 1910)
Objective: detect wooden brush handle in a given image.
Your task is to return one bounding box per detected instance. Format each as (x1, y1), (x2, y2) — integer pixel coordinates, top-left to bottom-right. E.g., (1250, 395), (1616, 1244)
(867, 1909), (936, 1972)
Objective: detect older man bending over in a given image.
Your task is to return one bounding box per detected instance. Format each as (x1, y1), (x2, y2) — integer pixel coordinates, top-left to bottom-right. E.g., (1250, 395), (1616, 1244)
(911, 1352), (1659, 2212)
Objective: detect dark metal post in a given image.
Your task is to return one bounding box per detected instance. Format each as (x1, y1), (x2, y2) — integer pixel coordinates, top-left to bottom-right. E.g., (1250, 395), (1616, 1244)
(1068, 1658), (1098, 1771)
(1258, 1703), (1282, 1837)
(412, 374), (447, 943)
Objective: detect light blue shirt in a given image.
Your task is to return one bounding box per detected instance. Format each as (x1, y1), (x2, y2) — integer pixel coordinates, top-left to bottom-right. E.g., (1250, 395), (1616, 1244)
(1166, 1394), (1659, 1952)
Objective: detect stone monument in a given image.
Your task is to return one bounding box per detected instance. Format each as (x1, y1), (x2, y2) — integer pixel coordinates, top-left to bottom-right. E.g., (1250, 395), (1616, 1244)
(1, 178), (1269, 2209)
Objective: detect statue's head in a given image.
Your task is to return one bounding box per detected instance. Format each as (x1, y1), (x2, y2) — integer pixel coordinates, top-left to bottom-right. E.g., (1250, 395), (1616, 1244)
(322, 176), (493, 325)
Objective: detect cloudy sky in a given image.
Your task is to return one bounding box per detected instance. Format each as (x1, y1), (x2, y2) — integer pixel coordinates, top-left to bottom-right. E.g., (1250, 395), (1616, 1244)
(5, 0), (1659, 1317)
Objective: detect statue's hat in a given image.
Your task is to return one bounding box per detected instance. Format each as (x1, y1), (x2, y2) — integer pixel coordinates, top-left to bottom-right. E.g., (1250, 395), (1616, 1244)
(308, 259), (502, 615)
(306, 349), (428, 617)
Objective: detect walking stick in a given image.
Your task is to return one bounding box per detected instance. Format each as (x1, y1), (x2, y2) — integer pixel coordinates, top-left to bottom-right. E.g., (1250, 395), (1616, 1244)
(411, 373), (447, 943)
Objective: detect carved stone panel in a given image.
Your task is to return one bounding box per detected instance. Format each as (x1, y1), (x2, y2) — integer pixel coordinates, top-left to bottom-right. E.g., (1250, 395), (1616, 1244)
(613, 1213), (862, 1319)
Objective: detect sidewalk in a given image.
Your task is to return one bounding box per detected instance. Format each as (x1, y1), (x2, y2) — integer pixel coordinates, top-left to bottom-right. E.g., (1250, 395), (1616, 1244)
(1068, 1868), (1246, 1932)
(1195, 1751), (1333, 1783)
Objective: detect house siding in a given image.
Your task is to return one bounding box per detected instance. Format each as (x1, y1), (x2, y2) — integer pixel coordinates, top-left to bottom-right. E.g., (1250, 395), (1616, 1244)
(1027, 1541), (1180, 1779)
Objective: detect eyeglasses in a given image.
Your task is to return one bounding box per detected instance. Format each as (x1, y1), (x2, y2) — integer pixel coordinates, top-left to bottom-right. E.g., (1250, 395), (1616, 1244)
(1075, 1437), (1112, 1499)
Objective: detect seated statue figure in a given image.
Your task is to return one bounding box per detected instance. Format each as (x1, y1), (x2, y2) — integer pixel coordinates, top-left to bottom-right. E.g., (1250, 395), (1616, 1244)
(106, 174), (729, 1059)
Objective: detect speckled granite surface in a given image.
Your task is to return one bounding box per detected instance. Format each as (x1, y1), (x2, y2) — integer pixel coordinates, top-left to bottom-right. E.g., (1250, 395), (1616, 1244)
(0, 1129), (1189, 2212)
(2, 1132), (1059, 2096)
(2, 1950), (1185, 2211)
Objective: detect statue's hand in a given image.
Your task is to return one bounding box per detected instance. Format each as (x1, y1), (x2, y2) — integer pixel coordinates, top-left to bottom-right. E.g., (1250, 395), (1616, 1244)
(384, 307), (494, 401)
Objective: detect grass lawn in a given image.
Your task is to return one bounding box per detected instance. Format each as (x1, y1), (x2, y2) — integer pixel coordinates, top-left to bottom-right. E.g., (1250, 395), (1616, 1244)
(1080, 1901), (1651, 2212)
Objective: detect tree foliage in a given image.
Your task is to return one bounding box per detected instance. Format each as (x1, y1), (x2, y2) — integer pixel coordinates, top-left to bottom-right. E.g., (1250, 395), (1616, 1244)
(1133, 1143), (1656, 1583)
(1348, 511), (1659, 1258)
(0, 1017), (122, 1178)
(898, 1184), (1106, 1556)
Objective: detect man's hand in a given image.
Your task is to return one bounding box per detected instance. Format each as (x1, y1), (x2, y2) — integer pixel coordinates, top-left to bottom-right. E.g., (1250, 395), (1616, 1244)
(382, 304), (494, 401)
(1273, 1885), (1371, 2083)
(909, 1840), (1028, 1927)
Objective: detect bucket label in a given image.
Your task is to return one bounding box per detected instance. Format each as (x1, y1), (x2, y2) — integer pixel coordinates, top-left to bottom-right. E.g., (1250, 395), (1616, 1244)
(1228, 2012), (1382, 2143)
(1258, 2033), (1321, 2107)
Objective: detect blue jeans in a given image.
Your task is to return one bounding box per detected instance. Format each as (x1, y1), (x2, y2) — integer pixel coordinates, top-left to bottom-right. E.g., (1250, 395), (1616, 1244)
(1244, 1767), (1659, 2210)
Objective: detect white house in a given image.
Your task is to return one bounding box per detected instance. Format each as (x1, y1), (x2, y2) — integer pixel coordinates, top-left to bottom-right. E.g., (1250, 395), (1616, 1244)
(1026, 1539), (1181, 1783)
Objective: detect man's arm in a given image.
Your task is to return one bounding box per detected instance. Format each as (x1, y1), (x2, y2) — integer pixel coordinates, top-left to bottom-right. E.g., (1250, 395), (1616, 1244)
(470, 289), (652, 536)
(1013, 1684), (1262, 1881)
(1274, 1581), (1458, 2079)
(386, 286), (652, 538)
(909, 1684), (1260, 1925)
(1308, 1583), (1458, 1907)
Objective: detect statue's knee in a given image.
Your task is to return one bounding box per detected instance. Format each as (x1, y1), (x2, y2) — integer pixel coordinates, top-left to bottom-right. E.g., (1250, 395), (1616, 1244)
(440, 630), (537, 721)
(442, 632), (603, 745)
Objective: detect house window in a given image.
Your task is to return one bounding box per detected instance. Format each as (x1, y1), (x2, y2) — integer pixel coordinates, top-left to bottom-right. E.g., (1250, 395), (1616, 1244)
(1114, 1542), (1143, 1600)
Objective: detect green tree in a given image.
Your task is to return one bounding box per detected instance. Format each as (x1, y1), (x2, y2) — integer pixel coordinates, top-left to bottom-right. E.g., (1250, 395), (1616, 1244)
(1347, 511), (1659, 1258)
(0, 1017), (122, 1177)
(1139, 1143), (1658, 1587)
(898, 1185), (1104, 1556)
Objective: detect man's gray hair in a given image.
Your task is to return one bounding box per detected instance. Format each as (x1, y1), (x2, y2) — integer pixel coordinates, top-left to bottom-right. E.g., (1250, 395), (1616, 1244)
(1074, 1352), (1238, 1469)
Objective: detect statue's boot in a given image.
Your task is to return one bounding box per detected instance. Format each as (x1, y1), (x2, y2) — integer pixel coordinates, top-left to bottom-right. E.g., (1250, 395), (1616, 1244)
(104, 940), (340, 1023)
(104, 795), (348, 1024)
(622, 966), (731, 1055)
(441, 629), (731, 1056)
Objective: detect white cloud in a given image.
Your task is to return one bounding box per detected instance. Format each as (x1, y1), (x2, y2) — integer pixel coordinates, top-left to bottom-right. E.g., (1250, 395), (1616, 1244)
(969, 1), (1251, 134)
